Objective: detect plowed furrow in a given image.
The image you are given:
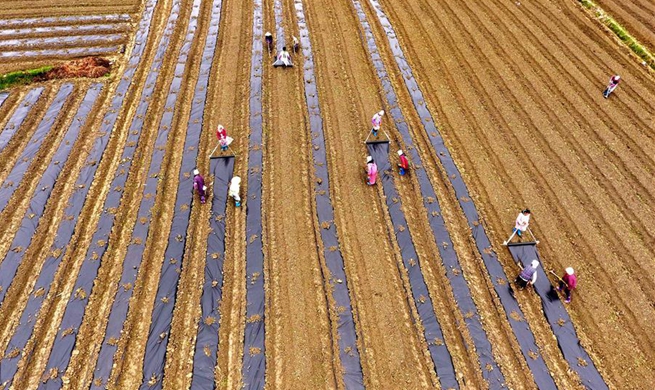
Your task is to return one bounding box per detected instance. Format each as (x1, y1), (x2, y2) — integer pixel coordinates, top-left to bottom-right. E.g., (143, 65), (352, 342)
(0, 87), (46, 167)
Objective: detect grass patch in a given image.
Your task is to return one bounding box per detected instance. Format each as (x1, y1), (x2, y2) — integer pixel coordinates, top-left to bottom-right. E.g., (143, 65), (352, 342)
(577, 0), (655, 70)
(0, 66), (53, 91)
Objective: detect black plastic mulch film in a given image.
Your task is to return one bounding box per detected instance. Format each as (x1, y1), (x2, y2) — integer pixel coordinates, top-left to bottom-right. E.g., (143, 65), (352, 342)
(367, 144), (459, 389)
(0, 46), (121, 60)
(0, 83), (74, 213)
(0, 14), (131, 29)
(0, 87), (44, 151)
(0, 92), (8, 108)
(361, 0), (608, 388)
(0, 34), (125, 50)
(0, 83), (74, 305)
(293, 0), (365, 388)
(138, 0), (223, 387)
(36, 0), (160, 387)
(353, 0), (556, 387)
(241, 0), (265, 387)
(190, 156), (234, 389)
(0, 83), (103, 385)
(85, 0), (190, 386)
(354, 1), (509, 388)
(508, 244), (607, 390)
(0, 23), (129, 38)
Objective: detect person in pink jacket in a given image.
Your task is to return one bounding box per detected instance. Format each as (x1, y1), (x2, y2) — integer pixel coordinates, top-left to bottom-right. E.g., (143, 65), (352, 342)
(371, 110), (384, 137)
(557, 267), (577, 303)
(366, 156), (378, 185)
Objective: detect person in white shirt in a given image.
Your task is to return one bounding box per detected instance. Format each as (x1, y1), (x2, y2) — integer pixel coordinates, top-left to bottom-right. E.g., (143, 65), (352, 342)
(513, 209), (531, 239)
(273, 46), (292, 68)
(229, 176), (241, 207)
(371, 110), (384, 137)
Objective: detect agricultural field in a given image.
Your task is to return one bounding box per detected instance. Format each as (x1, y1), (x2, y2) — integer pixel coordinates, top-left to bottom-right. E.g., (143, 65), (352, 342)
(0, 0), (653, 388)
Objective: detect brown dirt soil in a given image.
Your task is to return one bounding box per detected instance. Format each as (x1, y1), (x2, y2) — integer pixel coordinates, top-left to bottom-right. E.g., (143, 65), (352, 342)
(0, 0), (653, 387)
(38, 57), (112, 80)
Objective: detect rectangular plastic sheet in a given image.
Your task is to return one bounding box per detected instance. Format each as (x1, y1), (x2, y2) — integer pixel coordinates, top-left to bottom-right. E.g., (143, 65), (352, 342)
(0, 83), (74, 213)
(190, 156), (234, 389)
(241, 0), (266, 388)
(293, 0), (364, 387)
(507, 244), (608, 390)
(367, 142), (458, 389)
(0, 87), (44, 152)
(0, 84), (102, 385)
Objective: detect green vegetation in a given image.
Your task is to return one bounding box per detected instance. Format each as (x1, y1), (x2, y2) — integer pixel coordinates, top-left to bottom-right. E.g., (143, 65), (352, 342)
(577, 0), (655, 71)
(0, 66), (53, 91)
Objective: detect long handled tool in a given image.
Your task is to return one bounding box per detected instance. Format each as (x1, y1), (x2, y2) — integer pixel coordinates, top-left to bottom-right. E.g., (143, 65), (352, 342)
(503, 230), (517, 245)
(548, 270), (569, 289)
(527, 226), (540, 244)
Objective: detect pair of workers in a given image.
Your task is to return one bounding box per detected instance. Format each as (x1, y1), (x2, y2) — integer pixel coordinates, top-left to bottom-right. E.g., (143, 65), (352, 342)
(365, 110), (410, 185)
(193, 169), (241, 208)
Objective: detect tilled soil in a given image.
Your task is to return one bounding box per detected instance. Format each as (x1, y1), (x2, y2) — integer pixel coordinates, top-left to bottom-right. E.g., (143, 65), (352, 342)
(0, 0), (652, 388)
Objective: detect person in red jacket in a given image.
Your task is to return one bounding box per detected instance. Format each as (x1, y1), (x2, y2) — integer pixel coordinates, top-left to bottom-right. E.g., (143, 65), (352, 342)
(557, 267), (577, 303)
(397, 149), (409, 176)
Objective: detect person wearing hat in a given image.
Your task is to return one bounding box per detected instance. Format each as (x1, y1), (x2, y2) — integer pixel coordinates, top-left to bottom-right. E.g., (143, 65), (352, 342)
(229, 176), (241, 207)
(397, 150), (409, 176)
(371, 110), (384, 137)
(557, 267), (577, 303)
(603, 74), (621, 98)
(265, 32), (273, 54)
(512, 209), (531, 239)
(515, 259), (539, 289)
(365, 156), (378, 185)
(193, 169), (207, 204)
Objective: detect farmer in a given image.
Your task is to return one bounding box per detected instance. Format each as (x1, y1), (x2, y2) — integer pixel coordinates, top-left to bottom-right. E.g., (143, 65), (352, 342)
(273, 46), (292, 67)
(265, 32), (273, 53)
(366, 156), (378, 185)
(371, 110), (384, 137)
(512, 209), (531, 239)
(397, 149), (409, 175)
(229, 176), (242, 207)
(557, 267), (577, 303)
(292, 35), (300, 54)
(603, 75), (620, 98)
(193, 169), (207, 204)
(515, 259), (539, 290)
(216, 124), (231, 151)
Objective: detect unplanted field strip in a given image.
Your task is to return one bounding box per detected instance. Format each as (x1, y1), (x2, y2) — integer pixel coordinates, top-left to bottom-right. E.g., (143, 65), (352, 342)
(0, 14), (131, 28)
(138, 0), (224, 387)
(0, 84), (103, 385)
(0, 23), (130, 38)
(0, 84), (75, 307)
(0, 45), (121, 61)
(241, 0), (265, 387)
(0, 87), (44, 152)
(34, 1), (159, 387)
(293, 0), (364, 387)
(0, 83), (74, 214)
(0, 33), (126, 50)
(190, 157), (234, 389)
(355, 0), (555, 386)
(366, 0), (608, 387)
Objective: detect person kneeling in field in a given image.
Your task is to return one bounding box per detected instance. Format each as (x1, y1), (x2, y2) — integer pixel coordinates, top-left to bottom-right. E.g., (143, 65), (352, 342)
(515, 259), (539, 290)
(273, 46), (292, 68)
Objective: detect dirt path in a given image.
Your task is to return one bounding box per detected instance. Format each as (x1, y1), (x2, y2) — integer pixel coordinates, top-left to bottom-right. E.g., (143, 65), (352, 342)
(252, 0), (337, 387)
